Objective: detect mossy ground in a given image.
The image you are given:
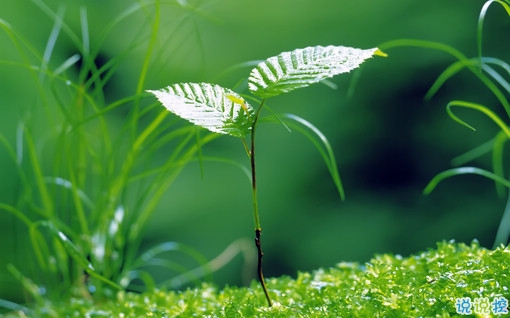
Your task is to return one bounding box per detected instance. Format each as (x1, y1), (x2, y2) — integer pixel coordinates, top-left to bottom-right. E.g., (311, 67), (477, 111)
(6, 241), (510, 317)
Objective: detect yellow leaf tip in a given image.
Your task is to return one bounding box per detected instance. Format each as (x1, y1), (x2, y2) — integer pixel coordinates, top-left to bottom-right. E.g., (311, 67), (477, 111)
(374, 49), (388, 58)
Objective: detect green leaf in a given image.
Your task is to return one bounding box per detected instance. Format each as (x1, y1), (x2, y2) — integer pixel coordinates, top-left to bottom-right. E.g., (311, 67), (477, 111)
(445, 100), (510, 138)
(423, 166), (510, 195)
(147, 83), (255, 138)
(248, 45), (383, 98)
(478, 0), (510, 64)
(277, 113), (345, 201)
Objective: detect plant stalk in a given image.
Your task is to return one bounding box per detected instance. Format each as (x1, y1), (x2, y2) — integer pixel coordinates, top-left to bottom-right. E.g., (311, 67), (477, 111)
(255, 228), (271, 306)
(249, 99), (272, 307)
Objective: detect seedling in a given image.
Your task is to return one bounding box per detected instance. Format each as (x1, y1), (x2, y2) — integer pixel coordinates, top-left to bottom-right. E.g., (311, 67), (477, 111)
(148, 45), (386, 306)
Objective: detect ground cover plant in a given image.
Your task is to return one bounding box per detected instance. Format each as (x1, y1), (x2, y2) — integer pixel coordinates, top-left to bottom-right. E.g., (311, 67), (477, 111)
(5, 241), (510, 317)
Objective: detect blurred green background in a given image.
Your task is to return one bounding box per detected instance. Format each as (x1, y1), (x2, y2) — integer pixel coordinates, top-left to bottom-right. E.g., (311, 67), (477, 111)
(1, 0), (508, 303)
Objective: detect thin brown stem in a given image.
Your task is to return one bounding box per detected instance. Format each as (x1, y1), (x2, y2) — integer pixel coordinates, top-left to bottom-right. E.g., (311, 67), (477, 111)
(249, 99), (272, 306)
(255, 228), (272, 307)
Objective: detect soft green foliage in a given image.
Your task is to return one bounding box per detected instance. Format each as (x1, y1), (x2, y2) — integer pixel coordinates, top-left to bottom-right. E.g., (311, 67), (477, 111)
(381, 0), (510, 248)
(9, 241), (509, 317)
(0, 0), (218, 304)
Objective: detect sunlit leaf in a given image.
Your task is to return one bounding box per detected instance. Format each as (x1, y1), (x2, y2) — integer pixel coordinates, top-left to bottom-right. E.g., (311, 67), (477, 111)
(248, 45), (383, 98)
(147, 83), (255, 138)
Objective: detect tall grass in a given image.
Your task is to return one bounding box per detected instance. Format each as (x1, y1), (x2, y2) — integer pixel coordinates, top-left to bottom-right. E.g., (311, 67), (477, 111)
(0, 0), (225, 309)
(380, 0), (510, 248)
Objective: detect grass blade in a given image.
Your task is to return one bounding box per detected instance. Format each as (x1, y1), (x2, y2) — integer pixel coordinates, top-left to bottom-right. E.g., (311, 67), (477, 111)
(39, 5), (65, 83)
(0, 203), (31, 227)
(119, 270), (156, 291)
(43, 222), (123, 291)
(424, 166), (510, 195)
(159, 239), (254, 289)
(54, 53), (81, 75)
(6, 264), (42, 306)
(451, 138), (494, 166)
(379, 39), (510, 117)
(79, 6), (89, 56)
(482, 63), (510, 94)
(478, 0), (510, 66)
(425, 59), (476, 101)
(0, 298), (31, 314)
(493, 191), (510, 248)
(30, 0), (81, 49)
(23, 126), (53, 217)
(43, 177), (94, 210)
(276, 113), (345, 200)
(126, 241), (211, 290)
(445, 100), (510, 138)
(492, 131), (508, 197)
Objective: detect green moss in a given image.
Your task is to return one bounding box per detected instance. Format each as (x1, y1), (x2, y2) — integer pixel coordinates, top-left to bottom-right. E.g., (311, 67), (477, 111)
(9, 241), (510, 317)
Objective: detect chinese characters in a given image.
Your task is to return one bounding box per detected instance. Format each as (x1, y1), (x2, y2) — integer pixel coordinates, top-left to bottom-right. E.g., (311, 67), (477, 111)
(455, 297), (508, 315)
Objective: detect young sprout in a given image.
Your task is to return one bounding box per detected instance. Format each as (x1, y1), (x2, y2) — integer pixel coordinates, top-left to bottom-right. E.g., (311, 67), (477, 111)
(226, 94), (250, 114)
(148, 45), (383, 307)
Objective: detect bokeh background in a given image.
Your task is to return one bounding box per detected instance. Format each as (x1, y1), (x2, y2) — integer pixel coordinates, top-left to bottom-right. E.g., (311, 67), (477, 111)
(1, 0), (509, 303)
